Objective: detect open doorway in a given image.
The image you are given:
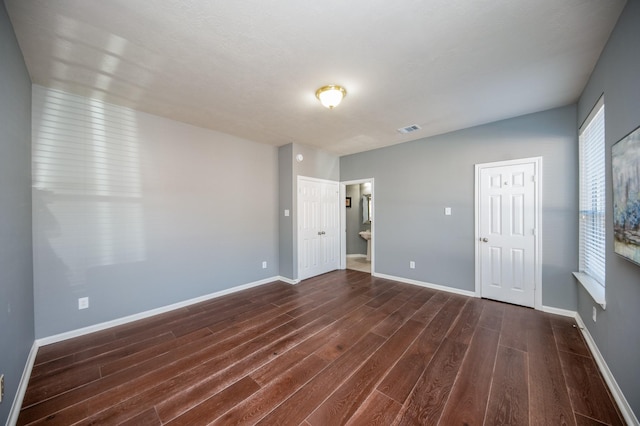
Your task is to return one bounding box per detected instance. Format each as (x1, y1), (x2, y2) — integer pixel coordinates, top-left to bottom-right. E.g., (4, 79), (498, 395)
(340, 179), (374, 274)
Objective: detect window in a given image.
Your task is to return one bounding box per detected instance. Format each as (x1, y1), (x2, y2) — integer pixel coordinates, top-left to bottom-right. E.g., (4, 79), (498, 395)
(578, 97), (606, 290)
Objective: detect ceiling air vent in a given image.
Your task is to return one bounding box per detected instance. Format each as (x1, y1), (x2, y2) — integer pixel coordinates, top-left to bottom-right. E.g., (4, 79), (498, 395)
(397, 124), (421, 134)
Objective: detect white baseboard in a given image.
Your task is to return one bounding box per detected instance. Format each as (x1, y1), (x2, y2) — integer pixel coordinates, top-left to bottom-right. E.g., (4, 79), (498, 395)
(346, 254), (367, 259)
(277, 276), (300, 285)
(575, 313), (639, 426)
(7, 341), (38, 426)
(373, 273), (476, 298)
(542, 305), (576, 317)
(37, 276), (280, 346)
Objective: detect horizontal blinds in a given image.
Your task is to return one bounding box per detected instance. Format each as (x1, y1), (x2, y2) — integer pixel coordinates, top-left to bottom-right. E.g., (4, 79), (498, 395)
(578, 102), (606, 286)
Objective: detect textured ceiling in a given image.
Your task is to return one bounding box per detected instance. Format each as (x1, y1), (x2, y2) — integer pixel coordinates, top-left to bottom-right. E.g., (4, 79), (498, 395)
(5, 0), (626, 155)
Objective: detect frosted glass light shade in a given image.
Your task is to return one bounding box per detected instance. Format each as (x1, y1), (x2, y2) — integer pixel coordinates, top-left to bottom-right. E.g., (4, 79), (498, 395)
(315, 85), (346, 109)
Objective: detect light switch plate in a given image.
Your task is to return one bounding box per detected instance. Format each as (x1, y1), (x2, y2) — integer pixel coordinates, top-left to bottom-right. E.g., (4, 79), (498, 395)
(78, 297), (89, 310)
(445, 207), (452, 215)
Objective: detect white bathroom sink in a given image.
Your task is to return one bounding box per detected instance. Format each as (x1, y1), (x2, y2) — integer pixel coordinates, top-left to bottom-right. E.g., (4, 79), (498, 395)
(359, 230), (371, 240)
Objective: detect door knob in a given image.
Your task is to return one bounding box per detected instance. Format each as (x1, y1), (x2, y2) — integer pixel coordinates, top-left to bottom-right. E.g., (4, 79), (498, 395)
(481, 237), (489, 242)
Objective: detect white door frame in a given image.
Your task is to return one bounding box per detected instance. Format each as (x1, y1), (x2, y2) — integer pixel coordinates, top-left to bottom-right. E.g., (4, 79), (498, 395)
(340, 178), (374, 273)
(474, 157), (542, 310)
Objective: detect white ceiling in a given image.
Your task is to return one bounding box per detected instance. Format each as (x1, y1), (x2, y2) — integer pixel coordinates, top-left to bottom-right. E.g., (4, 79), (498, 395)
(5, 0), (626, 156)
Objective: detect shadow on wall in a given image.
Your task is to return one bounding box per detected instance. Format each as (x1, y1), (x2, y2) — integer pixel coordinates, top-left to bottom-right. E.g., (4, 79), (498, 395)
(32, 87), (148, 335)
(32, 88), (147, 296)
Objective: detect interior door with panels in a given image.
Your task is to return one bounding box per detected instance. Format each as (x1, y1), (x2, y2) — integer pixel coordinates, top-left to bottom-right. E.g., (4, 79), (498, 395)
(298, 176), (340, 280)
(477, 159), (539, 308)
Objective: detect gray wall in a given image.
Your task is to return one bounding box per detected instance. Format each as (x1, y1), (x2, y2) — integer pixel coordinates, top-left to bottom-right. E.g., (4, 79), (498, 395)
(0, 4), (34, 423)
(278, 143), (340, 279)
(278, 143), (294, 279)
(32, 86), (279, 338)
(577, 0), (640, 417)
(346, 184), (366, 255)
(341, 105), (578, 309)
(292, 143), (340, 182)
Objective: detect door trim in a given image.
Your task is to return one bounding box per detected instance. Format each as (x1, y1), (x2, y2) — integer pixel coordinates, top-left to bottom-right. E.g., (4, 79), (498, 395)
(474, 157), (542, 310)
(340, 178), (374, 274)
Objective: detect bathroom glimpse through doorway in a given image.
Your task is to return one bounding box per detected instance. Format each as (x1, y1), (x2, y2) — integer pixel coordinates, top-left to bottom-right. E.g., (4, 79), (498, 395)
(340, 179), (374, 274)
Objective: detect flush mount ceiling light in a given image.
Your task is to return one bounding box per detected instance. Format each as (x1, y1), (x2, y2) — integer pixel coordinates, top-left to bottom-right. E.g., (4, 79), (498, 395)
(315, 85), (347, 109)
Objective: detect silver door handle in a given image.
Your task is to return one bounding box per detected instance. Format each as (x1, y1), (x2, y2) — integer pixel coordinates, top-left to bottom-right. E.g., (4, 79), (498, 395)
(480, 237), (489, 242)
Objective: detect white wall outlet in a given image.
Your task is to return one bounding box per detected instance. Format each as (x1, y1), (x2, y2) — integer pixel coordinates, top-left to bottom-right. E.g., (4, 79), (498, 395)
(284, 209), (290, 217)
(78, 297), (89, 310)
(445, 207), (452, 215)
(409, 261), (415, 269)
(592, 306), (597, 322)
(262, 261), (267, 269)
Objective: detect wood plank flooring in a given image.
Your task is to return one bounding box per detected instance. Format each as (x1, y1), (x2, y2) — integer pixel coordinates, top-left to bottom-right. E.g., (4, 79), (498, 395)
(18, 270), (624, 425)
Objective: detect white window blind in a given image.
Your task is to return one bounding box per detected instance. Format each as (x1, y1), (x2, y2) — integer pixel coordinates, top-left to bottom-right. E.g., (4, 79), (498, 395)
(579, 99), (606, 286)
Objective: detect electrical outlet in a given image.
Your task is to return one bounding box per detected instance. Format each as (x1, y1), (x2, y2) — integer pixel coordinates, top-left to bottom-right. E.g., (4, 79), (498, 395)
(78, 297), (89, 310)
(262, 261), (267, 269)
(592, 306), (597, 322)
(409, 261), (415, 269)
(0, 374), (4, 403)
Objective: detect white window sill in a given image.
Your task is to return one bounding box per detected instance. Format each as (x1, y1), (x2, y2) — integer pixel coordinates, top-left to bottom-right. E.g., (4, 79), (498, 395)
(573, 272), (606, 309)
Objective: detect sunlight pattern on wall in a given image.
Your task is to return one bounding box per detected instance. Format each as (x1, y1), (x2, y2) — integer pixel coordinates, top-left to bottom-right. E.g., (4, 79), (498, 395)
(32, 86), (146, 287)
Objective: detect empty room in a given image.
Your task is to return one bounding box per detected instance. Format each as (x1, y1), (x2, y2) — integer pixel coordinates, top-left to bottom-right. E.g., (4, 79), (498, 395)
(1, 0), (639, 425)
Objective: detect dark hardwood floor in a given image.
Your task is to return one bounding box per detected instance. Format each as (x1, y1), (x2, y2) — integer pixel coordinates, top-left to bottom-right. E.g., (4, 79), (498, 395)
(18, 270), (624, 425)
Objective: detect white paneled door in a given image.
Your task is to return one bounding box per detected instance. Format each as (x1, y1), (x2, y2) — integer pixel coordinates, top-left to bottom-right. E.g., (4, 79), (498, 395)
(477, 159), (540, 308)
(298, 177), (340, 280)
